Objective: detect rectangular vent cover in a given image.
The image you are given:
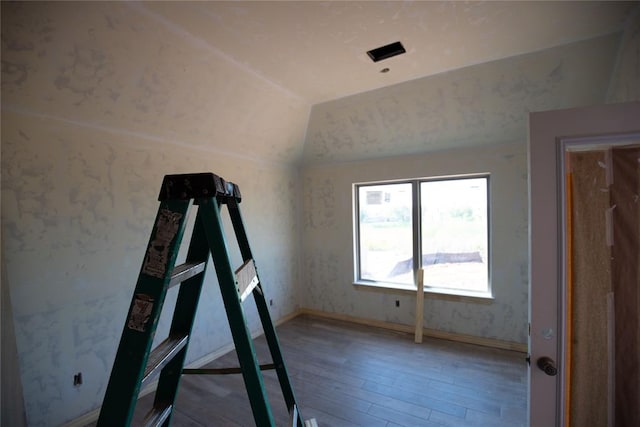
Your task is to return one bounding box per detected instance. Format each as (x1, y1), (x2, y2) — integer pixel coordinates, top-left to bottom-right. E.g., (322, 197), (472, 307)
(367, 41), (406, 62)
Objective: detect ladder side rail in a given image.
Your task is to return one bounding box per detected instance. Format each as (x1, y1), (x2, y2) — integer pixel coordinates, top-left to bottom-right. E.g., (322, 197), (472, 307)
(151, 205), (212, 426)
(98, 200), (192, 427)
(227, 198), (305, 427)
(199, 198), (276, 427)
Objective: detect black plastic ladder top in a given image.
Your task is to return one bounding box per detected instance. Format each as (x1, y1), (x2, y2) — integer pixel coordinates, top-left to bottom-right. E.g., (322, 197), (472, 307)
(158, 172), (241, 202)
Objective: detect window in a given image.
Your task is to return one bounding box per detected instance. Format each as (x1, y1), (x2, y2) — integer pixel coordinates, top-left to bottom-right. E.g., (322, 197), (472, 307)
(354, 176), (490, 296)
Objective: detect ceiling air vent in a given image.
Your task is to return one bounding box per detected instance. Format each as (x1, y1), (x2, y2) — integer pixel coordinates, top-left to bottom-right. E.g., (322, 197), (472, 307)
(367, 41), (406, 62)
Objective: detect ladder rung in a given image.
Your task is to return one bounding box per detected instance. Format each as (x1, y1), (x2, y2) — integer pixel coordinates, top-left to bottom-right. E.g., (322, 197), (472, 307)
(143, 403), (173, 427)
(182, 363), (276, 375)
(143, 335), (189, 387)
(169, 261), (206, 288)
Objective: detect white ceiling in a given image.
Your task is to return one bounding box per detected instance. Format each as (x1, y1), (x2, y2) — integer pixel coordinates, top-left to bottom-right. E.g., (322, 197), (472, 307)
(142, 1), (637, 104)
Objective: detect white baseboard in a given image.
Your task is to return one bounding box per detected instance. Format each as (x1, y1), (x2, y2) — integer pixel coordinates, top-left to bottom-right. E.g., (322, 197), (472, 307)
(62, 407), (101, 427)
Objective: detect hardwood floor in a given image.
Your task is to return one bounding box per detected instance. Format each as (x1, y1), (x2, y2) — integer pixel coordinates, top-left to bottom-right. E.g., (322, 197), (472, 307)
(114, 315), (528, 426)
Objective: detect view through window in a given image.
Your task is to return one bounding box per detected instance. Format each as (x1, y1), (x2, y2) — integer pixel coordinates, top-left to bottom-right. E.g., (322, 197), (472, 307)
(355, 176), (489, 294)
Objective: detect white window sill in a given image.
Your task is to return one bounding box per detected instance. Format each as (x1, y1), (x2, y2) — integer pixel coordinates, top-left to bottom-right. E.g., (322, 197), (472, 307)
(353, 280), (494, 304)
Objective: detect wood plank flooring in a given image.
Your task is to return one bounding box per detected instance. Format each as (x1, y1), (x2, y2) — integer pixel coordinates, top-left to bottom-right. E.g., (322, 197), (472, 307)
(105, 314), (528, 426)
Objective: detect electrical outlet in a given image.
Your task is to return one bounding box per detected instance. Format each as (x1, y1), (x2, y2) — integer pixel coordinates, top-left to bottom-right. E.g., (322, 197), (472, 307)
(73, 372), (83, 386)
(395, 300), (400, 307)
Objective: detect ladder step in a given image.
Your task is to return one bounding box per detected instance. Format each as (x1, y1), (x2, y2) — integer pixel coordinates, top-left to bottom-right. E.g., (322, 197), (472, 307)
(169, 261), (206, 288)
(142, 403), (173, 427)
(143, 335), (189, 387)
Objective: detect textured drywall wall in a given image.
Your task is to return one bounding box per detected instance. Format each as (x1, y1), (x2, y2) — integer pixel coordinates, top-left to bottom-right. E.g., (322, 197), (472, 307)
(608, 5), (640, 103)
(1, 2), (305, 426)
(1, 2), (309, 164)
(301, 142), (528, 344)
(2, 112), (301, 426)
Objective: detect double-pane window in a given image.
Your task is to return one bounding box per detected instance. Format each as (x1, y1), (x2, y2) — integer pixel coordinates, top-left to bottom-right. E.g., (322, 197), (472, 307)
(355, 176), (489, 295)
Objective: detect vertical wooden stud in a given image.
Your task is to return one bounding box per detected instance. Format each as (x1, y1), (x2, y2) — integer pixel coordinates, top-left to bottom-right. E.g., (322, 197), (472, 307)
(414, 268), (425, 343)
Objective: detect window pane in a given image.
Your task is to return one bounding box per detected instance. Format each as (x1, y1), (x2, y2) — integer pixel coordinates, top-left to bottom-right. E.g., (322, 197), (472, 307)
(420, 178), (488, 292)
(358, 183), (413, 285)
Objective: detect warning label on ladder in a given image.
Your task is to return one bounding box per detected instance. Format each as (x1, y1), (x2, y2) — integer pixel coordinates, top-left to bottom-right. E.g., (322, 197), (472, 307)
(142, 209), (183, 278)
(127, 294), (154, 332)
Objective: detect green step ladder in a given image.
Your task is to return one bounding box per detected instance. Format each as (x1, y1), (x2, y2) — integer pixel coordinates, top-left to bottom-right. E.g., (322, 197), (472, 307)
(97, 173), (315, 427)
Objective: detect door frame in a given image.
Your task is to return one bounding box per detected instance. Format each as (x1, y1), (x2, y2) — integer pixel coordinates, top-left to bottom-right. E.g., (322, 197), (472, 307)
(528, 101), (640, 427)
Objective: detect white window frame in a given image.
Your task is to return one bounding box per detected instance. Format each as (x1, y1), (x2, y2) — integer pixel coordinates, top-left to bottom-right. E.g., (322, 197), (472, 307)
(353, 174), (492, 300)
